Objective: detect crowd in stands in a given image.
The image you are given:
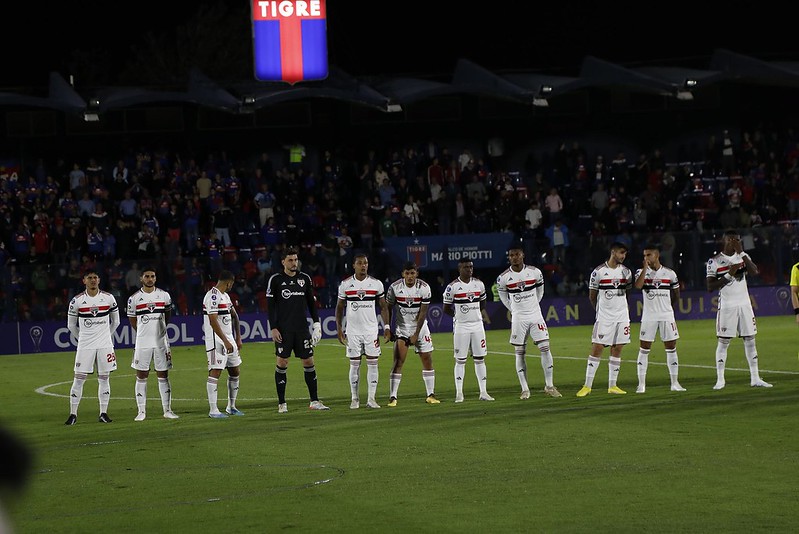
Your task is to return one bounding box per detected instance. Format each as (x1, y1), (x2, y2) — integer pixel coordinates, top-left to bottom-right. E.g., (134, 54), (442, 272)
(2, 124), (799, 322)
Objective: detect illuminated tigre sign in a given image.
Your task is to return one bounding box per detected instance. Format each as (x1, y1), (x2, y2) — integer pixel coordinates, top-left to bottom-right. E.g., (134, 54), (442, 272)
(251, 0), (328, 83)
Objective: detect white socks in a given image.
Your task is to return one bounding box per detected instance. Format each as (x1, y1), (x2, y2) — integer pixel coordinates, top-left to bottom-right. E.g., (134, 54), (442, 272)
(135, 378), (148, 413)
(584, 356), (601, 388)
(207, 376), (219, 412)
(665, 349), (680, 385)
(637, 348), (650, 388)
(366, 359), (379, 401)
(454, 359), (466, 397)
(474, 359), (488, 395)
(158, 377), (172, 413)
(97, 375), (110, 414)
(743, 336), (761, 382)
(69, 373), (87, 415)
(608, 357), (621, 388)
(389, 372), (401, 398)
(539, 344), (554, 388)
(422, 369), (435, 396)
(226, 376), (240, 411)
(514, 345), (529, 392)
(349, 359), (361, 400)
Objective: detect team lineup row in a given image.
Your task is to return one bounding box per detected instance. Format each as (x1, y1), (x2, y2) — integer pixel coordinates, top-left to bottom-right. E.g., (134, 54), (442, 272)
(62, 230), (774, 424)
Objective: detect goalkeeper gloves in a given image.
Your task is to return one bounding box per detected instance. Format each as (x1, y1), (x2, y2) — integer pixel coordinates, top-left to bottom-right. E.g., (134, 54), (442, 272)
(311, 322), (322, 346)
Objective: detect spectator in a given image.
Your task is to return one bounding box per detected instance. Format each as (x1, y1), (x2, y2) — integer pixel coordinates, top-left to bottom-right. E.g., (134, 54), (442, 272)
(544, 187), (564, 224)
(253, 183), (276, 227)
(545, 219), (570, 265)
(77, 191), (95, 218)
(68, 162), (86, 195)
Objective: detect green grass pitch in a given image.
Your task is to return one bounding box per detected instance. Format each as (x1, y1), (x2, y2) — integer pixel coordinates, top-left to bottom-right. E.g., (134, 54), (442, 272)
(3, 316), (798, 533)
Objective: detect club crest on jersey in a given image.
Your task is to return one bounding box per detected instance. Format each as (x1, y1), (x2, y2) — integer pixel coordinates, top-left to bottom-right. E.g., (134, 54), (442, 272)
(612, 279), (621, 288)
(653, 279), (661, 288)
(467, 292), (476, 301)
(297, 279), (305, 287)
(90, 305), (99, 316)
(357, 289), (366, 299)
(147, 302), (156, 313)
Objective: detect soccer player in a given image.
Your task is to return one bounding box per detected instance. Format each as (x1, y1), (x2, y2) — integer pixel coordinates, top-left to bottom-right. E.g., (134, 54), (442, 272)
(64, 270), (120, 425)
(790, 260), (799, 326)
(203, 270), (245, 418)
(127, 267), (179, 421)
(385, 261), (440, 406)
(496, 246), (562, 399)
(443, 258), (494, 403)
(266, 247), (329, 413)
(633, 244), (686, 393)
(706, 229), (772, 389)
(576, 242), (633, 397)
(335, 253), (391, 409)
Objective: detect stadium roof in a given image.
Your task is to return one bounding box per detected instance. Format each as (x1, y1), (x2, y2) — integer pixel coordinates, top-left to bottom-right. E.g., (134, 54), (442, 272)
(1, 49), (797, 121)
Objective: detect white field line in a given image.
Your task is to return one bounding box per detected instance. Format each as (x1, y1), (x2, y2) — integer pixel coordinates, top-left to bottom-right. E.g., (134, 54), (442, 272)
(36, 342), (797, 400)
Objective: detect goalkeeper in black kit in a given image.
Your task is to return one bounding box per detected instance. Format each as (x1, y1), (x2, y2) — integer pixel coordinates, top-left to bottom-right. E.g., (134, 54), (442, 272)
(266, 246), (330, 413)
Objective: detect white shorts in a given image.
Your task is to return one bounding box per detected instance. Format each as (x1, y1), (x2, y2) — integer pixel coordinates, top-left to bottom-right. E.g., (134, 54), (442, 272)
(346, 333), (382, 358)
(509, 317), (549, 346)
(207, 346), (242, 370)
(395, 323), (434, 353)
(716, 305), (757, 337)
(639, 320), (680, 343)
(453, 329), (487, 358)
(131, 346), (173, 372)
(591, 321), (631, 346)
(74, 347), (117, 374)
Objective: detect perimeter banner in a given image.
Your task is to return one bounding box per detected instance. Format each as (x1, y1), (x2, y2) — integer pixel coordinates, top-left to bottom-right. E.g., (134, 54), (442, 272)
(251, 0), (328, 83)
(383, 233), (517, 270)
(0, 286), (792, 354)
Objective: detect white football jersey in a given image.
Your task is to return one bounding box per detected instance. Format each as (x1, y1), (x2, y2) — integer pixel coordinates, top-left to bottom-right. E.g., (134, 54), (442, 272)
(589, 262), (632, 322)
(706, 252), (751, 307)
(635, 265), (678, 321)
(203, 287), (235, 351)
(68, 291), (119, 349)
(386, 277), (431, 337)
(495, 265), (545, 320)
(443, 276), (486, 327)
(337, 274), (385, 336)
(127, 287), (172, 349)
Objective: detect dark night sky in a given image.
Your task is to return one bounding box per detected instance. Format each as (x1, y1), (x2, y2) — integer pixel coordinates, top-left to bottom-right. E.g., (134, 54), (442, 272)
(2, 1), (796, 87)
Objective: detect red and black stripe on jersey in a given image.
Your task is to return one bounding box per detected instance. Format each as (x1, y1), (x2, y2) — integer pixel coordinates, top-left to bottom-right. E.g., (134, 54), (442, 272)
(133, 301), (169, 316)
(72, 291), (116, 318)
(394, 295), (423, 309)
(75, 305), (114, 318)
(595, 278), (631, 291)
(504, 278), (542, 294)
(344, 289), (380, 302)
(639, 277), (676, 291)
(713, 263), (748, 278)
(450, 291), (484, 304)
(202, 302), (231, 315)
